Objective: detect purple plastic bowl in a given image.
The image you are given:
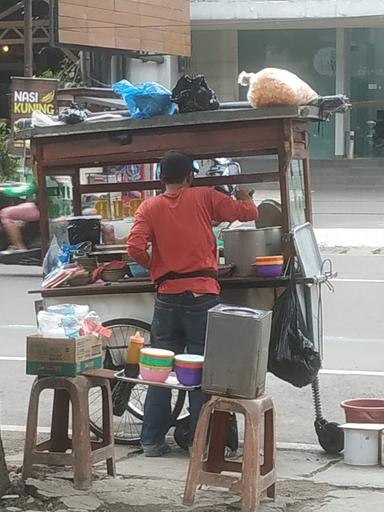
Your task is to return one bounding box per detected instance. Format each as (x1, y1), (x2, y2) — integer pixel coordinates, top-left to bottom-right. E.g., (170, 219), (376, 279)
(256, 264), (284, 278)
(175, 365), (202, 386)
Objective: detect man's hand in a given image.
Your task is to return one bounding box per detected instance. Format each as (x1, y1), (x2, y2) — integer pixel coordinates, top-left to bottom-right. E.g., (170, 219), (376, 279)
(235, 188), (254, 201)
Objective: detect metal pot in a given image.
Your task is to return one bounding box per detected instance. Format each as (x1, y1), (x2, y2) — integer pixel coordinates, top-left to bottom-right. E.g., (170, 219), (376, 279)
(222, 226), (282, 276)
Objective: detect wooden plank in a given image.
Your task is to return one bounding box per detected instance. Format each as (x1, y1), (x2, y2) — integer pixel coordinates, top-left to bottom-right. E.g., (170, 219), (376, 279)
(78, 172), (280, 194)
(17, 106), (322, 140)
(30, 276), (289, 298)
(32, 143), (50, 255)
(40, 122), (281, 167)
(278, 120), (292, 259)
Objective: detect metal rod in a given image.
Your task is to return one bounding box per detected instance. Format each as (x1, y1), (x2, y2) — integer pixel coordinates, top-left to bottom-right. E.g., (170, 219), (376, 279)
(24, 0), (33, 77)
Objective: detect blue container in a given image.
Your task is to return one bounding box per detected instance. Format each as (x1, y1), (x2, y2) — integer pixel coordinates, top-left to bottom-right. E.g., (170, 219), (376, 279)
(129, 262), (149, 278)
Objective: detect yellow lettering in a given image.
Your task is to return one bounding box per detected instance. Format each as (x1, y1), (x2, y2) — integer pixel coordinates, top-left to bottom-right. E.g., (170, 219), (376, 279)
(13, 102), (56, 115)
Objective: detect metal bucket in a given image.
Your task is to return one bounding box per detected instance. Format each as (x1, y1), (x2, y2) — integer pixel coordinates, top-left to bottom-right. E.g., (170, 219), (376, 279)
(222, 227), (282, 276)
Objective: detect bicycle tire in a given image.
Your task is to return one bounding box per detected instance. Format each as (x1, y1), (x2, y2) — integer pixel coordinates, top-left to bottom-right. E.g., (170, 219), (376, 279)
(89, 318), (188, 445)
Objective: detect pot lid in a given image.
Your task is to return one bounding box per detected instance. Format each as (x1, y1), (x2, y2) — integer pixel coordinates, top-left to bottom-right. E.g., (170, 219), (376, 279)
(256, 199), (282, 229)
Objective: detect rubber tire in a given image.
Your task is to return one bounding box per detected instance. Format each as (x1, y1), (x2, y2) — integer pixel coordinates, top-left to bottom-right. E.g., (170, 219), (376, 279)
(315, 419), (344, 454)
(89, 318), (188, 445)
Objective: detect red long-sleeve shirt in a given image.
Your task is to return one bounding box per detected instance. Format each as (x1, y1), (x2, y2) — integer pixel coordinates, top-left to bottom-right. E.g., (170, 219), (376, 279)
(127, 187), (258, 294)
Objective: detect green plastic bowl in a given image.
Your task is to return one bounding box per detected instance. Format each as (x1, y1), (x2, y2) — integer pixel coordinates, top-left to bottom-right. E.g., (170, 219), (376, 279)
(139, 355), (174, 367)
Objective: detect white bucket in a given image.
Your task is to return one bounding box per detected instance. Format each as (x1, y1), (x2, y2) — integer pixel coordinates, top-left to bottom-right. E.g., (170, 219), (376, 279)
(341, 423), (384, 466)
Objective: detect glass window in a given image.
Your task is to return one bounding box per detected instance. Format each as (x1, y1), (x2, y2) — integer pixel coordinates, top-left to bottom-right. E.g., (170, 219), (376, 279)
(238, 28), (336, 159)
(350, 28), (384, 157)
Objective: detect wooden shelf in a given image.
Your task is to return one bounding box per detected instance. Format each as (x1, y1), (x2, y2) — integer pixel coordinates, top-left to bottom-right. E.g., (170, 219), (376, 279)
(30, 275), (290, 298)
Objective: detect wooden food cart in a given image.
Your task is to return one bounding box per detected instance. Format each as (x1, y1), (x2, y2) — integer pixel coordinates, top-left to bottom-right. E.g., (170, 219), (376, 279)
(22, 106), (326, 447)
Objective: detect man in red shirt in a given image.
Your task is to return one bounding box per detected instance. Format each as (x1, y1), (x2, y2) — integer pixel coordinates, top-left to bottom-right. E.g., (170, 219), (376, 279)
(127, 151), (258, 456)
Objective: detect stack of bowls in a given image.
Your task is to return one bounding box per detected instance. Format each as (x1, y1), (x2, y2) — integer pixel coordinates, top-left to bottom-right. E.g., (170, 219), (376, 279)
(139, 348), (175, 382)
(174, 355), (204, 386)
(254, 255), (284, 277)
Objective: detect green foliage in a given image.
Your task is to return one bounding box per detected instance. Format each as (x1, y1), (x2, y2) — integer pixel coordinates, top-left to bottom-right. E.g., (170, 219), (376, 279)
(38, 56), (84, 88)
(0, 123), (19, 182)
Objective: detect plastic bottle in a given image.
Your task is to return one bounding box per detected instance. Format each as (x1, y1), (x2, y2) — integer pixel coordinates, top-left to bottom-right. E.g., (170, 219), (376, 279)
(125, 331), (144, 377)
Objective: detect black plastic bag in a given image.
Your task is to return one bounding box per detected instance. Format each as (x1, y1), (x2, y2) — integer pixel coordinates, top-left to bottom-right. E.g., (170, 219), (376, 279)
(59, 103), (89, 124)
(172, 74), (219, 113)
(268, 276), (321, 388)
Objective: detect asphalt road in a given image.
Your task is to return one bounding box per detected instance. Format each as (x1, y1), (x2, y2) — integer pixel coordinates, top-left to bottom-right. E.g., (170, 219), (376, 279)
(1, 248), (384, 446)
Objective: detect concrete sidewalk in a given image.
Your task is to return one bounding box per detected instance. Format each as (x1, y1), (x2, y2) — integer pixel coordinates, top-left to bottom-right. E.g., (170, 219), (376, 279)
(2, 432), (384, 512)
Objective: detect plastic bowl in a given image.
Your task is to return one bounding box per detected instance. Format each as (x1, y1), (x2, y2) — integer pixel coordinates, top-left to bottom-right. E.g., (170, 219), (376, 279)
(140, 355), (174, 367)
(175, 361), (203, 369)
(255, 255), (284, 265)
(100, 268), (127, 282)
(175, 366), (203, 386)
(175, 354), (204, 365)
(140, 365), (171, 383)
(341, 398), (384, 423)
(141, 348), (175, 359)
(129, 263), (150, 278)
(256, 264), (284, 278)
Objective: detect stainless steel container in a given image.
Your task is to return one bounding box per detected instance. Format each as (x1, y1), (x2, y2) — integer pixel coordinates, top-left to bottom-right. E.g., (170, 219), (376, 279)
(202, 304), (272, 399)
(222, 226), (282, 276)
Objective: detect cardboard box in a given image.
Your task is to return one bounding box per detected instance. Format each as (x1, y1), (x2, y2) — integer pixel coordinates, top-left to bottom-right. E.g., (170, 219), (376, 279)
(26, 334), (102, 377)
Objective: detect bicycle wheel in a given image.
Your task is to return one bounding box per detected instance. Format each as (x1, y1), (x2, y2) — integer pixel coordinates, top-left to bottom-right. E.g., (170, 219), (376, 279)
(89, 318), (188, 445)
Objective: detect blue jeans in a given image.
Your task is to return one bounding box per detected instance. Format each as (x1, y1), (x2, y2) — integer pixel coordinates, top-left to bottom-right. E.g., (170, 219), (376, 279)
(141, 292), (219, 447)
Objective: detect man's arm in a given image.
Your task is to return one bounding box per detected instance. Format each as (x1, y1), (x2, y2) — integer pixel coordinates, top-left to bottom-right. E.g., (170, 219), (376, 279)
(209, 188), (258, 223)
(126, 205), (152, 268)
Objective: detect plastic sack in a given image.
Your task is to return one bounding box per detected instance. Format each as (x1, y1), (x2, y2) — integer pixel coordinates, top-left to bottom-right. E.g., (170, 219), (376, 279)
(268, 275), (321, 388)
(38, 306), (108, 339)
(238, 68), (318, 109)
(47, 304), (89, 318)
(42, 236), (62, 276)
(112, 80), (176, 119)
(171, 74), (220, 113)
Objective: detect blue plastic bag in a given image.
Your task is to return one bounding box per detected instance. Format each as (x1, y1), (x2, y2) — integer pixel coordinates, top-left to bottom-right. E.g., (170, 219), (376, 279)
(112, 80), (177, 119)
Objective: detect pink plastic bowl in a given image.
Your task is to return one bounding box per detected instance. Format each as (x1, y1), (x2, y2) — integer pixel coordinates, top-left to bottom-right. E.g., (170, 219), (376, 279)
(140, 365), (171, 383)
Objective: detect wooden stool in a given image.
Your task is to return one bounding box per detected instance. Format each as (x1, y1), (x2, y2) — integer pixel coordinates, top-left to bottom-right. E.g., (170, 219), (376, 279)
(184, 395), (276, 512)
(22, 375), (116, 490)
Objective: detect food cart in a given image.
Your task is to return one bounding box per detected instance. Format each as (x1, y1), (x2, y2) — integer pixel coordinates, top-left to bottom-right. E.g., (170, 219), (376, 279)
(21, 105), (340, 452)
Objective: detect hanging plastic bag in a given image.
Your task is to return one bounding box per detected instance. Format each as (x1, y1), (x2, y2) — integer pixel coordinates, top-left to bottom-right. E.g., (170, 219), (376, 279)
(268, 271), (321, 388)
(42, 236), (62, 276)
(112, 80), (176, 119)
(238, 68), (318, 109)
(171, 74), (220, 113)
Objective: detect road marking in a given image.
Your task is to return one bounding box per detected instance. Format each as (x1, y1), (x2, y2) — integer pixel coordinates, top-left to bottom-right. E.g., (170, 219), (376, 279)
(333, 278), (384, 283)
(320, 369), (384, 377)
(0, 356), (25, 361)
(0, 425), (50, 433)
(0, 356), (27, 361)
(1, 355), (383, 377)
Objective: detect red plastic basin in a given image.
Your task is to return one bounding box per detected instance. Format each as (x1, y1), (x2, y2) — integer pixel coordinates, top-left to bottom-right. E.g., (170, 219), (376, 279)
(341, 398), (384, 423)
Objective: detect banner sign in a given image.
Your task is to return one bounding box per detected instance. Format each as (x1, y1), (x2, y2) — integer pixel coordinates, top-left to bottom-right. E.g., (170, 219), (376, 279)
(10, 77), (58, 155)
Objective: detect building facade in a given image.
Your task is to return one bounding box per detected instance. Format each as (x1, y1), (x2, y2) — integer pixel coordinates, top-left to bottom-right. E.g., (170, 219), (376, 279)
(187, 0), (384, 159)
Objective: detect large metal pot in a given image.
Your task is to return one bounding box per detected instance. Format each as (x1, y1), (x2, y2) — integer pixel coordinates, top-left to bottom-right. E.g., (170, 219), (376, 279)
(222, 226), (282, 276)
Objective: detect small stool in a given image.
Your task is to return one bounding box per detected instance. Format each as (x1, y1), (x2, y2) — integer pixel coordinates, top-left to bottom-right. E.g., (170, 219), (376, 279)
(184, 395), (276, 512)
(22, 375), (116, 490)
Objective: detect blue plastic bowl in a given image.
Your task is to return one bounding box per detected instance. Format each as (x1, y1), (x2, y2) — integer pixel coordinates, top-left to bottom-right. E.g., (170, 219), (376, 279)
(129, 262), (149, 278)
